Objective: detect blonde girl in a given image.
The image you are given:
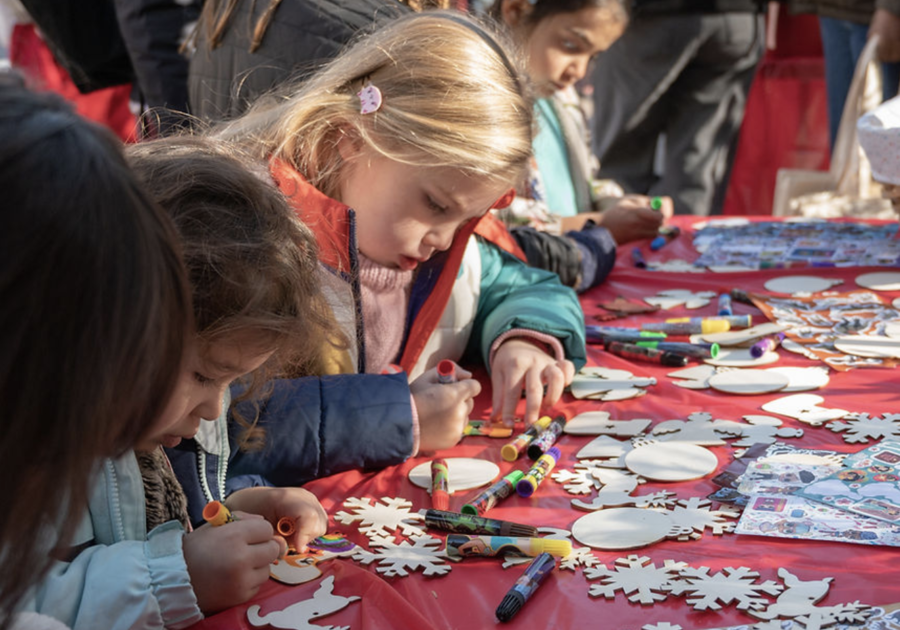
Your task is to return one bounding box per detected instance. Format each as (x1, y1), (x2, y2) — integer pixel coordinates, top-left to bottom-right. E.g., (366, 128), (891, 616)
(214, 11), (587, 488)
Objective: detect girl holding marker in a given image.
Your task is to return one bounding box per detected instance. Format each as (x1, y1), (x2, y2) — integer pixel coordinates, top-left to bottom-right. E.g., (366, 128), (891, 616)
(26, 137), (331, 628)
(485, 0), (675, 291)
(212, 10), (585, 491)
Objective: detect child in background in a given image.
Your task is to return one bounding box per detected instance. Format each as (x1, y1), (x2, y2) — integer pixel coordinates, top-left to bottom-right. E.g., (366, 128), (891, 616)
(858, 94), (900, 217)
(488, 0), (674, 290)
(214, 11), (586, 490)
(0, 76), (189, 630)
(27, 136), (331, 629)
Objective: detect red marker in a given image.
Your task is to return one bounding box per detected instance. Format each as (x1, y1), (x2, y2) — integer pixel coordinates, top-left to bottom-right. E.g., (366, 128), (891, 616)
(437, 359), (456, 384)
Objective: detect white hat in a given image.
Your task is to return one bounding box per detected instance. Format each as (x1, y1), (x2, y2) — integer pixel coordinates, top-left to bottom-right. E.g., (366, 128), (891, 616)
(858, 95), (900, 186)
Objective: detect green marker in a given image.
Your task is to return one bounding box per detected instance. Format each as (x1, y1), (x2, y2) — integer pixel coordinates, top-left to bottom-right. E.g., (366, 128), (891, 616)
(650, 196), (663, 211)
(635, 340), (719, 360)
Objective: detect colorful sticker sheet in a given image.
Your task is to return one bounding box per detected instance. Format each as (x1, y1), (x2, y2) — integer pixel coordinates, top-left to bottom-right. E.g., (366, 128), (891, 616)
(692, 221), (900, 270)
(749, 291), (900, 370)
(737, 461), (841, 496)
(796, 440), (900, 526)
(736, 492), (900, 546)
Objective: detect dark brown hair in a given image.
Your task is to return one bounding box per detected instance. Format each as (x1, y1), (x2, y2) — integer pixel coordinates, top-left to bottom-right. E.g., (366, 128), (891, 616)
(489, 0), (628, 24)
(127, 135), (339, 449)
(0, 75), (189, 627)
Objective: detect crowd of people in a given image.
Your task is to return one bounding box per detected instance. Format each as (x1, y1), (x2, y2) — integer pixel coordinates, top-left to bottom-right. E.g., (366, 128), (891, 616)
(1, 1), (899, 629)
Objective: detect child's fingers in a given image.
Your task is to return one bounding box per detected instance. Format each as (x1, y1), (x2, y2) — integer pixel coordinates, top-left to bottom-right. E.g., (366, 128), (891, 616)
(542, 362), (566, 406)
(560, 360), (576, 385)
(522, 368), (545, 425)
(494, 368), (524, 426)
(247, 535), (286, 570)
(455, 366), (473, 380)
(453, 377), (481, 401)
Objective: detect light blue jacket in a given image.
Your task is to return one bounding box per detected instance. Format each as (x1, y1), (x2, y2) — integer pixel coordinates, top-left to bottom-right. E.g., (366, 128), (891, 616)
(20, 414), (237, 629)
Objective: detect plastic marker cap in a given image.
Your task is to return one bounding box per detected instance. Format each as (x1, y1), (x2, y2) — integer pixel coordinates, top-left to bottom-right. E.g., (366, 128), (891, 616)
(202, 501), (234, 527)
(436, 359), (456, 383)
(531, 539), (572, 557)
(650, 196), (663, 211)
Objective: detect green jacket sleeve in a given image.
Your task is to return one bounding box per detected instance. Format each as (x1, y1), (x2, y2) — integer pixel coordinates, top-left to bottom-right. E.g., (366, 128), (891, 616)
(467, 236), (587, 371)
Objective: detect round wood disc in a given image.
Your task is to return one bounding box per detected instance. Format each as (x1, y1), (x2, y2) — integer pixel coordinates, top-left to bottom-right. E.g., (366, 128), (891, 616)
(764, 276), (841, 294)
(408, 458), (500, 494)
(766, 367), (830, 392)
(705, 348), (780, 367)
(708, 369), (790, 395)
(624, 442), (718, 482)
(572, 507), (672, 550)
(833, 335), (900, 359)
(855, 271), (900, 292)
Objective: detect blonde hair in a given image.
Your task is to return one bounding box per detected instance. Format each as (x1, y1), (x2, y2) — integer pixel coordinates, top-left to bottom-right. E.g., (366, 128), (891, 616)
(215, 10), (535, 199)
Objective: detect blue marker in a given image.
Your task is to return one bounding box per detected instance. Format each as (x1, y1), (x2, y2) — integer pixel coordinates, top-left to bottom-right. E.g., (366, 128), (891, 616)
(631, 247), (646, 268)
(717, 293), (733, 316)
(650, 225), (680, 251)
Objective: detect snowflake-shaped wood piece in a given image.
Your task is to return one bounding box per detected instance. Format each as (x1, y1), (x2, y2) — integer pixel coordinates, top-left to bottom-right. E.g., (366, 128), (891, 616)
(585, 555), (688, 605)
(656, 497), (740, 541)
(334, 497), (425, 539)
(352, 534), (450, 577)
(665, 566), (783, 611)
(826, 412), (900, 444)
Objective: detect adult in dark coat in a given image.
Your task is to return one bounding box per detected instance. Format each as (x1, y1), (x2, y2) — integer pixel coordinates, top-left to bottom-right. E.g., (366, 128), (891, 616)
(188, 0), (410, 123)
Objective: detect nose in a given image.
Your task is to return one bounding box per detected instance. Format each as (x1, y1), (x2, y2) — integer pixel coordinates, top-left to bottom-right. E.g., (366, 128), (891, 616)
(423, 224), (455, 254)
(195, 384), (226, 422)
(564, 56), (589, 84)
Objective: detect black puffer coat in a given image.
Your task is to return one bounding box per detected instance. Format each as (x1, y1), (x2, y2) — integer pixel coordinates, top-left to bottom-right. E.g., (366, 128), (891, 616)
(188, 0), (409, 122)
(788, 0), (900, 25)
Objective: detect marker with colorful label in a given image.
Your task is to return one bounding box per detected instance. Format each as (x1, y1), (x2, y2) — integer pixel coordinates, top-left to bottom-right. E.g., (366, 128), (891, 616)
(635, 340), (719, 359)
(436, 359), (456, 384)
(642, 320), (730, 335)
(202, 501), (235, 527)
(604, 340), (688, 367)
(445, 534), (571, 558)
(495, 552), (557, 623)
(750, 332), (786, 358)
(501, 415), (552, 461)
(517, 447), (561, 497)
(462, 470), (525, 516)
(665, 315), (752, 328)
(526, 416), (566, 460)
(585, 325), (666, 344)
(717, 293), (733, 316)
(430, 458), (450, 510)
(423, 509), (538, 537)
(729, 288), (754, 305)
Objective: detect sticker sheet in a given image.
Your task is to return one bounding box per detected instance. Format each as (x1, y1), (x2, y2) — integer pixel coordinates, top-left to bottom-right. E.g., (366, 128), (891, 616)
(749, 291), (900, 370)
(737, 461), (841, 496)
(796, 440), (900, 526)
(736, 493), (900, 547)
(692, 221), (900, 270)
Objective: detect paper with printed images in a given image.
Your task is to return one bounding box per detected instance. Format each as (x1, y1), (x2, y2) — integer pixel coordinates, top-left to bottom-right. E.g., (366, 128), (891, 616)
(691, 221), (900, 269)
(795, 440), (900, 526)
(737, 461), (841, 496)
(749, 290), (900, 371)
(735, 493), (900, 547)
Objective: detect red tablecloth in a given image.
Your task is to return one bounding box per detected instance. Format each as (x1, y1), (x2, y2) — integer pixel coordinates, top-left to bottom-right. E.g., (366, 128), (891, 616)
(194, 217), (900, 630)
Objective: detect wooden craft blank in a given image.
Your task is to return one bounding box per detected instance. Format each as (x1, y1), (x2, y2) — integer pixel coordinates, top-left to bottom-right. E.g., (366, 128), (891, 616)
(624, 443), (718, 482)
(855, 271), (900, 291)
(708, 369), (790, 395)
(763, 275), (842, 294)
(572, 507), (672, 550)
(408, 458), (500, 494)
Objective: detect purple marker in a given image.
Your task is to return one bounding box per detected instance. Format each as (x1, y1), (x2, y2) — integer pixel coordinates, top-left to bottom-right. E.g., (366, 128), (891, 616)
(750, 332), (785, 358)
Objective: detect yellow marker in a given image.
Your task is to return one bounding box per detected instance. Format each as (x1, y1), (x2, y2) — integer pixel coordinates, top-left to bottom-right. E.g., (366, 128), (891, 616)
(202, 501), (235, 527)
(501, 416), (553, 462)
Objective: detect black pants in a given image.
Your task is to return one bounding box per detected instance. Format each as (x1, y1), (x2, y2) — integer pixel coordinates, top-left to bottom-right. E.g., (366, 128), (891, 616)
(591, 13), (764, 216)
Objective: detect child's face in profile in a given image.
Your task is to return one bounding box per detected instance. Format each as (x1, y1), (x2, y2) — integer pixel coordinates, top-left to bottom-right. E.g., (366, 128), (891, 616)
(511, 4), (626, 96)
(135, 333), (274, 451)
(337, 142), (510, 270)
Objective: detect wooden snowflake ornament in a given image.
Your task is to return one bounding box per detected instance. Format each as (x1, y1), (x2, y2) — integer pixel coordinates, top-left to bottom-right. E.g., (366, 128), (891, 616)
(826, 412), (900, 443)
(665, 566), (783, 611)
(352, 534), (451, 577)
(585, 555), (688, 605)
(334, 497), (425, 540)
(657, 497), (740, 541)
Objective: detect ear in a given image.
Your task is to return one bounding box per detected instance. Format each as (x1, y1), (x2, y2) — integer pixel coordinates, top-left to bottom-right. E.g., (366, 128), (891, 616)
(500, 0), (532, 29)
(490, 188), (517, 209)
(336, 126), (363, 163)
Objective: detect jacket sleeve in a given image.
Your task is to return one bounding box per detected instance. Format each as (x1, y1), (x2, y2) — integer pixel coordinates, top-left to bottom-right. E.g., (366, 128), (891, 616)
(226, 372), (415, 488)
(468, 236), (587, 370)
(25, 522), (201, 630)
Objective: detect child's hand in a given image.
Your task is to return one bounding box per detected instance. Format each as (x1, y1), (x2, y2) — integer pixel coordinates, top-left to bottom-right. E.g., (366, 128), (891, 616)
(183, 512), (285, 614)
(490, 339), (574, 426)
(410, 364), (481, 452)
(597, 195), (671, 245)
(225, 487), (329, 553)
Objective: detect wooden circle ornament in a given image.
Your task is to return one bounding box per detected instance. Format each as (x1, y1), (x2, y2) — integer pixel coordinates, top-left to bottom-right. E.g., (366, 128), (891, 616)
(572, 507), (672, 550)
(624, 443), (718, 482)
(408, 458), (500, 493)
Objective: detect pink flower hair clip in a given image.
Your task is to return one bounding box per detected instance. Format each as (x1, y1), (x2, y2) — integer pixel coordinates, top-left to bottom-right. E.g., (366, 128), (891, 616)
(357, 85), (383, 115)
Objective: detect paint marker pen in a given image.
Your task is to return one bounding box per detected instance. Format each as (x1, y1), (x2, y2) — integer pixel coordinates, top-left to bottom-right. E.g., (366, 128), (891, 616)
(750, 332), (785, 358)
(462, 470), (525, 516)
(717, 293), (733, 316)
(445, 534), (572, 559)
(650, 225), (680, 251)
(276, 517), (296, 538)
(423, 509), (538, 537)
(431, 458), (450, 510)
(650, 196), (663, 211)
(585, 325), (666, 344)
(635, 340), (720, 359)
(665, 315), (752, 328)
(631, 247), (647, 269)
(202, 501), (235, 527)
(590, 326), (666, 336)
(642, 320), (730, 335)
(526, 416), (566, 460)
(604, 340), (688, 367)
(436, 359), (456, 384)
(495, 552), (557, 623)
(501, 415), (552, 461)
(729, 288), (754, 305)
(517, 447), (561, 497)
